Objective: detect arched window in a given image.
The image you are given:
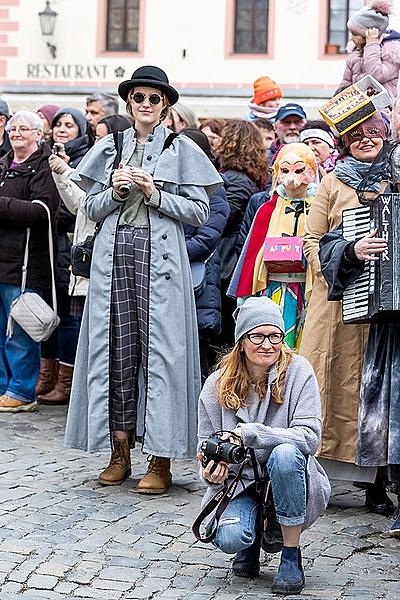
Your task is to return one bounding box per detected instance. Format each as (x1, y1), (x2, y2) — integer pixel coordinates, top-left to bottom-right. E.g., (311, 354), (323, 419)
(107, 0), (140, 51)
(234, 0), (270, 54)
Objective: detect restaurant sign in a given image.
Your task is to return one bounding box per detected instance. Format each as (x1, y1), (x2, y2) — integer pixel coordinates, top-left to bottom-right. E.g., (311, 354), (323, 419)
(26, 64), (126, 80)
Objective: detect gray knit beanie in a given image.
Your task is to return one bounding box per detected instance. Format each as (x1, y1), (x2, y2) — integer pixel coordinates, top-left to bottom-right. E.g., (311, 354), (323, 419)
(347, 1), (391, 36)
(52, 107), (88, 136)
(233, 296), (285, 344)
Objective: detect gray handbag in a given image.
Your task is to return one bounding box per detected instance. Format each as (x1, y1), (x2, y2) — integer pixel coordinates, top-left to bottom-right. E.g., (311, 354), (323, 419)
(7, 200), (60, 342)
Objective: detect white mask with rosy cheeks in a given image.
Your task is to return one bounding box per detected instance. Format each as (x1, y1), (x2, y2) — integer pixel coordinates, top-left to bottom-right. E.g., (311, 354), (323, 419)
(277, 152), (316, 188)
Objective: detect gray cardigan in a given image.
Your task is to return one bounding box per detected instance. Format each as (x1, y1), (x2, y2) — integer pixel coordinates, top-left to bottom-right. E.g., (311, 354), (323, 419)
(198, 354), (331, 529)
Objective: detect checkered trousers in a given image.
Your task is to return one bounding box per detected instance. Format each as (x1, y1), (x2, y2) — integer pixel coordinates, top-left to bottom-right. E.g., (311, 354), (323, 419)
(110, 226), (149, 431)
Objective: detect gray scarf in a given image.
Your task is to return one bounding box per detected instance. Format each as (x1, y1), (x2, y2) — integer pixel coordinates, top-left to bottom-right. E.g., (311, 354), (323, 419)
(334, 156), (381, 192)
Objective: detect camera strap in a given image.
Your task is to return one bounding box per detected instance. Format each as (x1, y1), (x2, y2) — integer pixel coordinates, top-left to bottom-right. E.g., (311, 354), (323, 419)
(192, 447), (263, 543)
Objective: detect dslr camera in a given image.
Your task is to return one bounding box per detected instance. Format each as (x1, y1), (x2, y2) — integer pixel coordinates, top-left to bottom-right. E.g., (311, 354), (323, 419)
(201, 433), (247, 471)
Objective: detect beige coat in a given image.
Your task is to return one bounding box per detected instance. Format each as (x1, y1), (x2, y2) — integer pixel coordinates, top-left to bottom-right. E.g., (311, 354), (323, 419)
(300, 172), (369, 463)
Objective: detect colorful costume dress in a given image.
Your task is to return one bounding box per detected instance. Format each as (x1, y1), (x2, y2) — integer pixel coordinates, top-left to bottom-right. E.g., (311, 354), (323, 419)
(228, 183), (317, 348)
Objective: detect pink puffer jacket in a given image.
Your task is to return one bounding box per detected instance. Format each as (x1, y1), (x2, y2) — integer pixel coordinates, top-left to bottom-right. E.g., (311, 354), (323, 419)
(337, 40), (400, 101)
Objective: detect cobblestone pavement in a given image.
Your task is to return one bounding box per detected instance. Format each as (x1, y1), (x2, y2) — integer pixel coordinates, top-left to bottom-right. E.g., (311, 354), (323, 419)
(0, 406), (399, 600)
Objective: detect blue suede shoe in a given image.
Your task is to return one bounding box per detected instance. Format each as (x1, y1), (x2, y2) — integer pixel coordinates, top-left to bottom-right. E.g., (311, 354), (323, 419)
(271, 546), (305, 595)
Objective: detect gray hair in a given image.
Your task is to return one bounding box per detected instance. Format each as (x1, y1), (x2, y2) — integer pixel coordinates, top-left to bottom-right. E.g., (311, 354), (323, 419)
(86, 93), (119, 116)
(172, 102), (198, 128)
(8, 110), (43, 132)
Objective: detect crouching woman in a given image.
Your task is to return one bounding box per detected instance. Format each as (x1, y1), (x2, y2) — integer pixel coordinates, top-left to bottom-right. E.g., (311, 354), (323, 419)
(197, 296), (330, 595)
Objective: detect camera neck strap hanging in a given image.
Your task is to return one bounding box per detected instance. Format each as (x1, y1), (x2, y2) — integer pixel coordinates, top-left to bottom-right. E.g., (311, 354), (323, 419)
(192, 446), (262, 543)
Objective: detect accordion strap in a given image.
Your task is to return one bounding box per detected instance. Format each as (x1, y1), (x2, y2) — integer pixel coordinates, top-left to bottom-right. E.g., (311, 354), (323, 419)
(21, 200), (57, 315)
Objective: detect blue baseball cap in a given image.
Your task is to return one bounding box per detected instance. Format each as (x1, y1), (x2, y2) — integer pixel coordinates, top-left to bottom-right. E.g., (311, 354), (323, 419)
(276, 103), (306, 122)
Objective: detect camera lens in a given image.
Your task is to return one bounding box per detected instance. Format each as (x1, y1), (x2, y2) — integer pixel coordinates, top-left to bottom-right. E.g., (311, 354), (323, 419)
(228, 445), (246, 464)
(119, 184), (132, 194)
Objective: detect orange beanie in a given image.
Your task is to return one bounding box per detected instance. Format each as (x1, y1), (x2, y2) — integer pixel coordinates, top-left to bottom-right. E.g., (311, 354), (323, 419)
(251, 76), (282, 105)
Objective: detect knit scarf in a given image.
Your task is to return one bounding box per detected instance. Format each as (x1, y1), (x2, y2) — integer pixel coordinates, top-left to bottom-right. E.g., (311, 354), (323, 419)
(248, 101), (279, 121)
(334, 156), (380, 192)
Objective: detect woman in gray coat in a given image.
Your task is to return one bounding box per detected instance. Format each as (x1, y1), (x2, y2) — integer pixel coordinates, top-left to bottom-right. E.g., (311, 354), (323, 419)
(197, 296), (330, 595)
(64, 65), (222, 494)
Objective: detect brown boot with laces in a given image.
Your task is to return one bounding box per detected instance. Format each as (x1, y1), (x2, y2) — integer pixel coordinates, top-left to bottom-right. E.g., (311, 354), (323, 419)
(98, 436), (131, 486)
(137, 456), (172, 494)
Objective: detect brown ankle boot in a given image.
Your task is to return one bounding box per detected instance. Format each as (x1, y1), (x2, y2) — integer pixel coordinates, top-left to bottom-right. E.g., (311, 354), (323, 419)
(37, 364), (73, 405)
(35, 359), (58, 397)
(137, 456), (172, 494)
(98, 436), (131, 486)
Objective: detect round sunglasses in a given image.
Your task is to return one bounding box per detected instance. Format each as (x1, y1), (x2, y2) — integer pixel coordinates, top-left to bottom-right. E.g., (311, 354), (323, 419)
(131, 92), (163, 106)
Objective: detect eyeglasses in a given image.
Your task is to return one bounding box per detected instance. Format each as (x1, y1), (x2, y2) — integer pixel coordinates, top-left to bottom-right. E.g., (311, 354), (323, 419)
(131, 92), (163, 106)
(246, 332), (284, 346)
(8, 126), (38, 134)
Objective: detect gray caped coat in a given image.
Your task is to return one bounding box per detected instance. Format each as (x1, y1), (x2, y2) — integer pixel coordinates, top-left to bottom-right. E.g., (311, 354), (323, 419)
(64, 125), (222, 458)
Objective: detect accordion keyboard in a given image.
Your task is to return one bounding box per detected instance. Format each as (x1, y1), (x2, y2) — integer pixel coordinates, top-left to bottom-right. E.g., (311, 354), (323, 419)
(342, 206), (374, 323)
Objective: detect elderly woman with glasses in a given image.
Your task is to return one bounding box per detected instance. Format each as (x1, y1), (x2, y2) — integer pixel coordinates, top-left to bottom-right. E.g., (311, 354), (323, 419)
(0, 111), (60, 413)
(197, 296), (330, 594)
(64, 65), (222, 495)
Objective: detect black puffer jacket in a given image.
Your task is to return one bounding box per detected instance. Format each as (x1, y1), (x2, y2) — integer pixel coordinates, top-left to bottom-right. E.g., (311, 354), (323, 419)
(222, 169), (259, 236)
(0, 144), (60, 289)
(184, 185), (230, 339)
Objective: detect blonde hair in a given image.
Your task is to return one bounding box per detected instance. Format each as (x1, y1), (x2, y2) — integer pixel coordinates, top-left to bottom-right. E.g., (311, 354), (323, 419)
(216, 343), (293, 411)
(126, 88), (171, 123)
(272, 142), (318, 179)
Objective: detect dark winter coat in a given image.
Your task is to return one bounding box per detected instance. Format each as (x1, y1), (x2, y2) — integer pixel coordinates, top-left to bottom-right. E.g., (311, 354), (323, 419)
(222, 169), (259, 236)
(184, 185), (230, 339)
(50, 134), (91, 289)
(0, 131), (11, 158)
(218, 169), (259, 280)
(0, 144), (60, 289)
(63, 134), (91, 168)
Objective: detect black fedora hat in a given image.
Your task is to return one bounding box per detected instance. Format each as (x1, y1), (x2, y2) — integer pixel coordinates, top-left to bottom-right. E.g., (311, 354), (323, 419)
(118, 65), (179, 105)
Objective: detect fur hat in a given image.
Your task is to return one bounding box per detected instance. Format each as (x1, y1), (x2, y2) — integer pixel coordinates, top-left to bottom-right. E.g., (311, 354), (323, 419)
(347, 1), (392, 36)
(251, 76), (282, 105)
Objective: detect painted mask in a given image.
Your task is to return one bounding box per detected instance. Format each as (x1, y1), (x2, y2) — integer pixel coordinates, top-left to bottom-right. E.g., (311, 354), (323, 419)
(342, 113), (386, 148)
(276, 151), (316, 188)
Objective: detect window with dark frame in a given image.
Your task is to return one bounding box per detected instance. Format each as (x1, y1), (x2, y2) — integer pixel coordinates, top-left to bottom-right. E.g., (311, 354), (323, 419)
(234, 0), (269, 54)
(106, 0), (140, 52)
(327, 0), (365, 54)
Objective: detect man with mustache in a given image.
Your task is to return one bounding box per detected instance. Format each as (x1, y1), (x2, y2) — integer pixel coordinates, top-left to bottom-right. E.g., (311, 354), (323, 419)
(269, 103), (307, 163)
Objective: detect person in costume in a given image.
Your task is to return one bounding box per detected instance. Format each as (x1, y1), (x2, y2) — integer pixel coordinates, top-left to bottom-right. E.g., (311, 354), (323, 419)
(301, 111), (397, 518)
(228, 143), (318, 349)
(317, 139), (400, 538)
(64, 65), (222, 495)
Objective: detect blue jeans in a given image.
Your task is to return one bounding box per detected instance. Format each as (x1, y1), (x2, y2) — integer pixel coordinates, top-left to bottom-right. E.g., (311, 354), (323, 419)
(41, 289), (81, 365)
(0, 284), (41, 402)
(213, 444), (307, 554)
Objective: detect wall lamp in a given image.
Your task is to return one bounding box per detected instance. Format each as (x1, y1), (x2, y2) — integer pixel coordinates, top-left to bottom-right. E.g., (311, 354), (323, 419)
(38, 1), (58, 59)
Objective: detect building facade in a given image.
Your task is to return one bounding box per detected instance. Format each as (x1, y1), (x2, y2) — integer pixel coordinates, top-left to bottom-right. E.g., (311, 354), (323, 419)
(1, 0), (399, 117)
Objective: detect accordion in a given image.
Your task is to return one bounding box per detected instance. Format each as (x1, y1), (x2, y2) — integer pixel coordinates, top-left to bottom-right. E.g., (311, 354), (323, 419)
(341, 193), (400, 324)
